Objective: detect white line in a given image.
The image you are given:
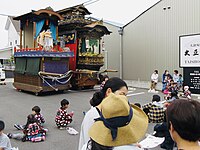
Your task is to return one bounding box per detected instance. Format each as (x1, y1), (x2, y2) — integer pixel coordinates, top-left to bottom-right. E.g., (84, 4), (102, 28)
(127, 92), (145, 97)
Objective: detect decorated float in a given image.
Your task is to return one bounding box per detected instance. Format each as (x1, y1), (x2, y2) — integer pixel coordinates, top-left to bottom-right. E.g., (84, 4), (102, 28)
(13, 7), (74, 95)
(57, 4), (111, 89)
(13, 5), (111, 94)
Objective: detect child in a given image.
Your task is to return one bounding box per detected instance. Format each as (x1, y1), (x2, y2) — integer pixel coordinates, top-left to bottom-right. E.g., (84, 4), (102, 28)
(0, 120), (12, 150)
(55, 99), (73, 129)
(183, 86), (191, 99)
(177, 74), (183, 90)
(8, 114), (46, 142)
(32, 106), (45, 126)
(142, 95), (165, 123)
(14, 106), (45, 130)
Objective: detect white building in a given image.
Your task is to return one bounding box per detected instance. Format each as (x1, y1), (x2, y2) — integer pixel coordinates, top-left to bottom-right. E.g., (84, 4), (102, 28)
(5, 16), (20, 53)
(0, 16), (19, 67)
(102, 0), (200, 89)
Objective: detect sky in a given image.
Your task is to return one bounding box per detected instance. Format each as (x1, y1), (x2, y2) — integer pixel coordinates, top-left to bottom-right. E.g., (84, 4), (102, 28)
(0, 0), (160, 48)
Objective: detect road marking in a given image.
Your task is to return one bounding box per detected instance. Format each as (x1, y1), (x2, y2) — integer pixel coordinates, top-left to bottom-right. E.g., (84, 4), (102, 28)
(127, 92), (145, 97)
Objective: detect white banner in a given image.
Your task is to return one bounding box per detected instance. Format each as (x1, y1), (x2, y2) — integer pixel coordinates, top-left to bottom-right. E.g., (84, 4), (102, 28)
(180, 34), (200, 67)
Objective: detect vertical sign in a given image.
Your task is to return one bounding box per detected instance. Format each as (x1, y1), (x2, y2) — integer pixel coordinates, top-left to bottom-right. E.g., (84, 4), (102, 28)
(179, 34), (200, 67)
(183, 67), (200, 94)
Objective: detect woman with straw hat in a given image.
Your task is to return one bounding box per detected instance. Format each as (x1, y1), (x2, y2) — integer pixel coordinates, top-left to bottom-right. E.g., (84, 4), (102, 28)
(82, 93), (148, 150)
(78, 77), (129, 150)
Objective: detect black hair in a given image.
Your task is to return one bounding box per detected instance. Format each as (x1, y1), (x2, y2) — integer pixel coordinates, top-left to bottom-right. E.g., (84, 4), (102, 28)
(152, 95), (160, 102)
(90, 77), (128, 107)
(171, 91), (178, 99)
(134, 103), (141, 108)
(0, 120), (5, 131)
(24, 114), (38, 129)
(87, 139), (113, 150)
(174, 70), (178, 74)
(61, 99), (69, 107)
(166, 99), (200, 142)
(32, 106), (41, 114)
(154, 70), (158, 74)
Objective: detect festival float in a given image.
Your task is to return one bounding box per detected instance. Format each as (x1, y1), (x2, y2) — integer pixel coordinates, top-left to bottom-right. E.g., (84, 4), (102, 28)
(57, 4), (111, 89)
(13, 5), (111, 95)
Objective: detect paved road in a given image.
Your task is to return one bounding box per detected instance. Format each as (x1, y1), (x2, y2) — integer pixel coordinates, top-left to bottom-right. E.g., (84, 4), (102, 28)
(1, 80), (198, 150)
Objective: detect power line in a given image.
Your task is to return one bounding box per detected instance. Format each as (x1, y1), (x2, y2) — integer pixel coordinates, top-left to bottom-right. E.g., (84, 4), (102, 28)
(84, 0), (101, 6)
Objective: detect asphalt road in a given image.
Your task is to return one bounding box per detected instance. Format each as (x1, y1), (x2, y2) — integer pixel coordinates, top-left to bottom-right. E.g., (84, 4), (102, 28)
(0, 80), (198, 150)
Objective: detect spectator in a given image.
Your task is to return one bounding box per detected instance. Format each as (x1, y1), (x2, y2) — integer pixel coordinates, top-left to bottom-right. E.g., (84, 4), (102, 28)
(183, 85), (192, 99)
(166, 99), (200, 150)
(0, 120), (12, 150)
(177, 74), (183, 90)
(148, 70), (159, 93)
(7, 114), (46, 142)
(78, 77), (128, 150)
(142, 95), (165, 123)
(55, 99), (73, 129)
(162, 70), (172, 92)
(14, 105), (45, 130)
(82, 94), (148, 150)
(172, 70), (179, 83)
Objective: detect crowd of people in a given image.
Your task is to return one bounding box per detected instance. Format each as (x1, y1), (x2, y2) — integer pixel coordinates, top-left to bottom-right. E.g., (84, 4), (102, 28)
(149, 69), (191, 100)
(1, 76), (200, 150)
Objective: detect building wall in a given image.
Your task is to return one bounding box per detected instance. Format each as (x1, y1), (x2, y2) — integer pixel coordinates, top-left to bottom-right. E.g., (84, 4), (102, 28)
(122, 0), (200, 82)
(103, 23), (121, 77)
(7, 18), (20, 53)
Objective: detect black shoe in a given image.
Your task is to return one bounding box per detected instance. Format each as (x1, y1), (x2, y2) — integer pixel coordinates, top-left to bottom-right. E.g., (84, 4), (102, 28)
(14, 124), (23, 130)
(7, 133), (13, 138)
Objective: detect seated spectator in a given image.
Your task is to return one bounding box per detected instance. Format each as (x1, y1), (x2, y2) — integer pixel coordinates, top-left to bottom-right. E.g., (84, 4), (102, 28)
(81, 93), (148, 150)
(0, 120), (12, 150)
(177, 74), (183, 90)
(182, 86), (192, 99)
(142, 95), (165, 123)
(153, 112), (175, 150)
(8, 114), (46, 142)
(166, 99), (200, 149)
(55, 99), (73, 130)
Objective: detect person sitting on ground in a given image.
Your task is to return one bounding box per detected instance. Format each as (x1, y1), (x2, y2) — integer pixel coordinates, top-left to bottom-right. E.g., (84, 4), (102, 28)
(55, 99), (73, 129)
(81, 93), (148, 150)
(153, 112), (175, 150)
(182, 85), (192, 99)
(148, 70), (159, 93)
(14, 105), (45, 130)
(78, 77), (128, 150)
(162, 70), (172, 92)
(142, 95), (165, 123)
(177, 74), (183, 90)
(166, 99), (200, 150)
(0, 120), (12, 150)
(8, 114), (46, 142)
(172, 70), (179, 83)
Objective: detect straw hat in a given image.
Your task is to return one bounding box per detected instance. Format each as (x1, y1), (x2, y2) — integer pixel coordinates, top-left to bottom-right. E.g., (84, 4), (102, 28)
(89, 93), (148, 147)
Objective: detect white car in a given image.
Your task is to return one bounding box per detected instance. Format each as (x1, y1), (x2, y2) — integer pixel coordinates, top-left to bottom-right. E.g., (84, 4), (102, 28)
(0, 65), (5, 81)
